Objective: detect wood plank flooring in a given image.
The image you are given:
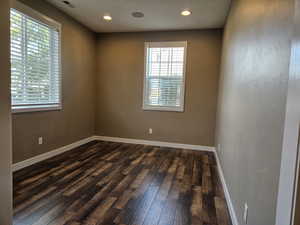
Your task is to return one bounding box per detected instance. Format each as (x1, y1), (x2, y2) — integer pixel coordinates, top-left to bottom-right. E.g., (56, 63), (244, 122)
(13, 141), (232, 225)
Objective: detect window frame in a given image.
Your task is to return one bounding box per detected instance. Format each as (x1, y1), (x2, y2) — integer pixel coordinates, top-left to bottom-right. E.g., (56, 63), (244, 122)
(11, 1), (62, 114)
(142, 41), (187, 112)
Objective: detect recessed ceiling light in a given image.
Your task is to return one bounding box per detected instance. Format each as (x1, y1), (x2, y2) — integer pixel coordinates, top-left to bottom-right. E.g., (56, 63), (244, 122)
(181, 10), (192, 16)
(103, 14), (112, 21)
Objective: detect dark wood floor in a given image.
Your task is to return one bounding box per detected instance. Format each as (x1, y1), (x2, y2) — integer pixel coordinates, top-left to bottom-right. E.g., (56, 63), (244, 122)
(13, 141), (232, 225)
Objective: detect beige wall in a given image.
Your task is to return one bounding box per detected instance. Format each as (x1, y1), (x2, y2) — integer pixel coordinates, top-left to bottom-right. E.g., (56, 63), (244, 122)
(215, 0), (294, 224)
(13, 0), (97, 163)
(287, 0), (300, 223)
(0, 0), (13, 224)
(11, 4), (222, 161)
(95, 30), (222, 146)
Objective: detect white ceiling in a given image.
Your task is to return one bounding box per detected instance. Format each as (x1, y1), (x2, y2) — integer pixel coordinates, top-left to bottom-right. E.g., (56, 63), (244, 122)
(46, 0), (231, 33)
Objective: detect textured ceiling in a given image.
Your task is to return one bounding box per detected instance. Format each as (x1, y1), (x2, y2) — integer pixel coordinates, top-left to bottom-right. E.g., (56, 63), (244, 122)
(46, 0), (231, 33)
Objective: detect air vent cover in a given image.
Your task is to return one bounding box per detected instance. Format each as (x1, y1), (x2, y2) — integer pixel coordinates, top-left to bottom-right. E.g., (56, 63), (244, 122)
(132, 12), (144, 18)
(62, 1), (75, 8)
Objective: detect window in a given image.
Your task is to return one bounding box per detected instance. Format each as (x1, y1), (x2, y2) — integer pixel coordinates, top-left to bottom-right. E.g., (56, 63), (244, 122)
(143, 41), (187, 112)
(10, 4), (61, 113)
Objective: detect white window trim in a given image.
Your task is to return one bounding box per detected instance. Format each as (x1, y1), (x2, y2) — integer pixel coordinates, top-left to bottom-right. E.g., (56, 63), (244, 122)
(142, 41), (187, 112)
(12, 105), (62, 114)
(11, 0), (62, 114)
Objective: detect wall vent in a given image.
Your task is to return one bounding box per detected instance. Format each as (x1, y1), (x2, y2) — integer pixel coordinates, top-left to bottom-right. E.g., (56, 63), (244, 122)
(62, 1), (75, 8)
(132, 12), (144, 18)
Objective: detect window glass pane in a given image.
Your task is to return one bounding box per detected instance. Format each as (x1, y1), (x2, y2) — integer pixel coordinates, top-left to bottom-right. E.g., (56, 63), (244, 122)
(10, 8), (61, 109)
(143, 42), (186, 111)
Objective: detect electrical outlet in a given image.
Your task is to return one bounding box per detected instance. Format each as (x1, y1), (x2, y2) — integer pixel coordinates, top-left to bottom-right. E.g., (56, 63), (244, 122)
(243, 203), (248, 224)
(149, 128), (153, 135)
(38, 137), (43, 145)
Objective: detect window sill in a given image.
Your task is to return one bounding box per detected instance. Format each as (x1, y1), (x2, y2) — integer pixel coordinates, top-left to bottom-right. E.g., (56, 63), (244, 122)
(143, 105), (184, 112)
(12, 105), (62, 114)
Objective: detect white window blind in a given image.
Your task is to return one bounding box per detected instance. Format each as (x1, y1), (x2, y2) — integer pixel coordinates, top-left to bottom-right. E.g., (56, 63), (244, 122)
(143, 42), (187, 112)
(10, 8), (61, 112)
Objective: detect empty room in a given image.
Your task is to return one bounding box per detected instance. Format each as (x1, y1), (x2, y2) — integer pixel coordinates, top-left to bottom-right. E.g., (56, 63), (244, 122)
(1, 0), (300, 225)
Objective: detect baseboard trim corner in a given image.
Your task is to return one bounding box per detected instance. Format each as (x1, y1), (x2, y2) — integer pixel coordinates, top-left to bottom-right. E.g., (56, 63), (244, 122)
(214, 151), (239, 225)
(12, 136), (95, 172)
(93, 135), (216, 152)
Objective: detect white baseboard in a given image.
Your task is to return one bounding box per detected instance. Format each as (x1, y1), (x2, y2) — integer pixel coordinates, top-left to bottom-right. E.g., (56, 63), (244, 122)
(214, 151), (239, 225)
(12, 136), (214, 172)
(93, 135), (216, 152)
(12, 136), (95, 172)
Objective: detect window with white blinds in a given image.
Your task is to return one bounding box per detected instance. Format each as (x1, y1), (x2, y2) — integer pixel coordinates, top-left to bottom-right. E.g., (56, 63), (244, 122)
(10, 7), (61, 113)
(143, 42), (187, 112)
